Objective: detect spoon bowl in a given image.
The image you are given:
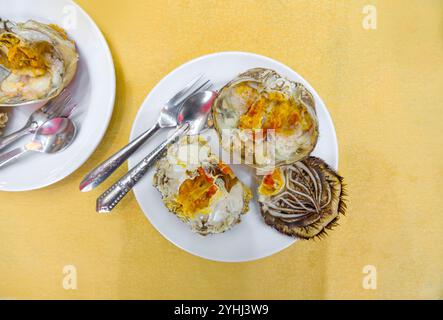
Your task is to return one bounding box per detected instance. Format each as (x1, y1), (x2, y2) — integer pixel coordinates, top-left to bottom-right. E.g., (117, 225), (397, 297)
(177, 90), (217, 135)
(0, 117), (76, 168)
(32, 117), (77, 153)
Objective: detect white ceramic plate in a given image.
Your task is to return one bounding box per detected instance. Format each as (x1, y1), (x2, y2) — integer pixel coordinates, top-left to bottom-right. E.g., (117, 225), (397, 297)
(0, 0), (115, 191)
(129, 52), (338, 262)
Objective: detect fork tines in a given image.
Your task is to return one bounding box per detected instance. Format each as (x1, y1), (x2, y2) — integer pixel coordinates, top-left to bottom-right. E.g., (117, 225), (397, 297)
(168, 75), (213, 106)
(41, 90), (76, 118)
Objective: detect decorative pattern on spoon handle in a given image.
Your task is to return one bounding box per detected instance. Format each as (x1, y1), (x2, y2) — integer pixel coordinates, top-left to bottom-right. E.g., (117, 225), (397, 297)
(96, 123), (189, 213)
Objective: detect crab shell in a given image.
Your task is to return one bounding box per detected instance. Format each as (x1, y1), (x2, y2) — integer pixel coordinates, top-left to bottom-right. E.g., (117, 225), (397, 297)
(0, 20), (78, 106)
(152, 135), (253, 235)
(212, 68), (319, 171)
(258, 157), (346, 239)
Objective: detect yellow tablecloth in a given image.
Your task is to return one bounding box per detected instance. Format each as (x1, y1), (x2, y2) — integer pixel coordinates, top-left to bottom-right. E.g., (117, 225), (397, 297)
(0, 0), (442, 299)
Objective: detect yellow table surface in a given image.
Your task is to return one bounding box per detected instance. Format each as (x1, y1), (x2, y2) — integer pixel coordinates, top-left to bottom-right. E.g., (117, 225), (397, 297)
(0, 0), (442, 300)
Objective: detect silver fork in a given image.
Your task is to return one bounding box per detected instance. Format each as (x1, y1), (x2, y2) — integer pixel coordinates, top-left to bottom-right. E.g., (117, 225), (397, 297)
(79, 75), (212, 192)
(0, 90), (76, 150)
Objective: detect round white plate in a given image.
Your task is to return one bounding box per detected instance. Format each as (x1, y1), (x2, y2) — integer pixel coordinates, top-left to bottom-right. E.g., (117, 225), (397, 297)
(129, 52), (338, 262)
(0, 0), (115, 191)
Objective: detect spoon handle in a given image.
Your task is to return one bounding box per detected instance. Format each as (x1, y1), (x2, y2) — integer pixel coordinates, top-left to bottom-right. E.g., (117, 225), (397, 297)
(0, 123), (33, 151)
(0, 147), (27, 169)
(79, 122), (161, 192)
(96, 123), (189, 213)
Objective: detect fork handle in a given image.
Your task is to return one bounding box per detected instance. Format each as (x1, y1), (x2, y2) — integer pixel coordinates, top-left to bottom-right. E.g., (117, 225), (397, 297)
(0, 123), (35, 150)
(96, 123), (189, 213)
(79, 122), (161, 192)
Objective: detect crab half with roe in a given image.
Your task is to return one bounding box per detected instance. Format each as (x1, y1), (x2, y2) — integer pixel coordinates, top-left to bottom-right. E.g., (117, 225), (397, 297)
(153, 135), (252, 235)
(0, 19), (78, 105)
(212, 68), (319, 171)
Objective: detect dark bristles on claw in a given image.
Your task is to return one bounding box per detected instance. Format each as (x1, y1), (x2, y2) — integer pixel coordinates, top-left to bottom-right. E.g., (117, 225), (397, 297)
(258, 156), (347, 239)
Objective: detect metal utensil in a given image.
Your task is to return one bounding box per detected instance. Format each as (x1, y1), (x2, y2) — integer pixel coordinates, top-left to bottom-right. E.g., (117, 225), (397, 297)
(0, 117), (76, 169)
(96, 90), (217, 213)
(0, 90), (76, 150)
(79, 75), (212, 192)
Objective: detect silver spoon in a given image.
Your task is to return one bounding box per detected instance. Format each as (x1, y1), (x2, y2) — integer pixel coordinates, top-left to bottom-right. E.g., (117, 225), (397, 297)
(0, 117), (76, 168)
(79, 76), (212, 192)
(96, 90), (217, 213)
